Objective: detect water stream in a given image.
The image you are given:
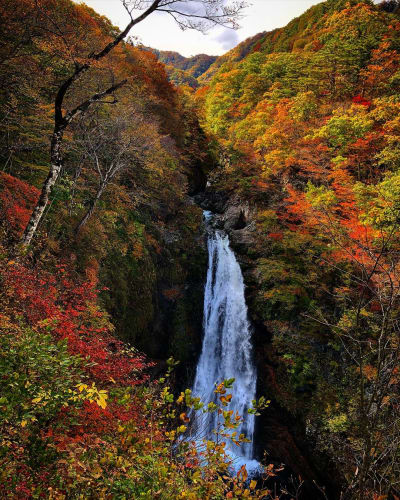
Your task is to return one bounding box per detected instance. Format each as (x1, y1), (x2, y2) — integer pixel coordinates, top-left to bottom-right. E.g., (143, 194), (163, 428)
(190, 211), (260, 474)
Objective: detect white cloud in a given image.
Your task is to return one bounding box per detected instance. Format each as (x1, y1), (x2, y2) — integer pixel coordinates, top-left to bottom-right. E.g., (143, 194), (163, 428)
(212, 26), (240, 51)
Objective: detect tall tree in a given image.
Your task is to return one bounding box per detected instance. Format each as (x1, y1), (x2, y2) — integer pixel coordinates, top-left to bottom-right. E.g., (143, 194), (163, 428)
(20, 0), (246, 246)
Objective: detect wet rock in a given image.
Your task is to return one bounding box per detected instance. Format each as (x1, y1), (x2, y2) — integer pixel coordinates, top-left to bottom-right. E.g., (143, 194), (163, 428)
(193, 189), (228, 213)
(186, 161), (207, 196)
(228, 226), (256, 254)
(222, 196), (251, 231)
(161, 229), (181, 244)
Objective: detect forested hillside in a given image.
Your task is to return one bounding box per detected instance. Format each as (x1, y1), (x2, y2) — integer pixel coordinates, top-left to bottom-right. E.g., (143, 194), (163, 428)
(148, 49), (217, 87)
(1, 0), (400, 498)
(196, 0), (400, 497)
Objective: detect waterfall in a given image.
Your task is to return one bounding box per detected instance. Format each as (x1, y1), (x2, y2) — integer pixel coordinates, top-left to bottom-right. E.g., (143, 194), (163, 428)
(190, 211), (259, 473)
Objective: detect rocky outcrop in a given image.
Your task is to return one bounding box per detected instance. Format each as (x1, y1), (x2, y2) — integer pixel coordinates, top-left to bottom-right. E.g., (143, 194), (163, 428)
(100, 197), (207, 389)
(193, 191), (258, 253)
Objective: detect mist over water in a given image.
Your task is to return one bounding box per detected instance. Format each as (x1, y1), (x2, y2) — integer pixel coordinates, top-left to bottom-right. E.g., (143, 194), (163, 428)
(190, 211), (260, 473)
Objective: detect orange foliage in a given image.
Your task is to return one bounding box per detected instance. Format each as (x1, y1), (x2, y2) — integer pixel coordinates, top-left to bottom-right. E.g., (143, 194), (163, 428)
(0, 173), (40, 235)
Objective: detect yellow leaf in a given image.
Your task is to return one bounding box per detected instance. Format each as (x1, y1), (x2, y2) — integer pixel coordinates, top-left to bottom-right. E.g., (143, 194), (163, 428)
(32, 397), (42, 403)
(250, 480), (257, 490)
(192, 470), (201, 483)
(97, 397), (107, 409)
(21, 420), (28, 427)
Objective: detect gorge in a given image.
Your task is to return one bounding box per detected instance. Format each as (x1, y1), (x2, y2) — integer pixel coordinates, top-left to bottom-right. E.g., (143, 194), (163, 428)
(1, 0), (400, 498)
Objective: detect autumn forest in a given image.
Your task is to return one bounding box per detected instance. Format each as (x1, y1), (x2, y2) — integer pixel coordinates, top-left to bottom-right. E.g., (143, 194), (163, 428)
(1, 0), (400, 498)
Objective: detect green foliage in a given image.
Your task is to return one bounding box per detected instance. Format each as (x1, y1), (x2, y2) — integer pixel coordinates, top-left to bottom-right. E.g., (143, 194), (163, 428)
(0, 322), (84, 429)
(312, 108), (374, 151)
(355, 171), (400, 228)
(2, 0), (400, 496)
(305, 182), (337, 209)
(0, 310), (272, 498)
(151, 49), (217, 79)
(289, 91), (318, 122)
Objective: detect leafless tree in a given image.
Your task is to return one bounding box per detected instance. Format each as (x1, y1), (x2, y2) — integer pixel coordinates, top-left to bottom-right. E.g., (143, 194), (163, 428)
(71, 106), (160, 235)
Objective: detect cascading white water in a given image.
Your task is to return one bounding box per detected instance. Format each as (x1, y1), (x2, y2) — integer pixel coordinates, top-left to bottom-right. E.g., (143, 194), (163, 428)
(190, 211), (260, 473)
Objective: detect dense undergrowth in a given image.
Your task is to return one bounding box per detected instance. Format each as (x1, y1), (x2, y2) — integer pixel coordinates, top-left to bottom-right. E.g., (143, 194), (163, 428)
(0, 252), (275, 498)
(0, 0), (209, 360)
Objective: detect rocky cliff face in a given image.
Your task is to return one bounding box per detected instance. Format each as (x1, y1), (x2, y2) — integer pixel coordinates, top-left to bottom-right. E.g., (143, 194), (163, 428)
(194, 187), (340, 498)
(98, 196), (207, 387)
(108, 161), (340, 495)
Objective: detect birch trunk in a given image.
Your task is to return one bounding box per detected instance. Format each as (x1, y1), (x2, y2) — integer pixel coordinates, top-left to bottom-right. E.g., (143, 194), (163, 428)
(20, 126), (64, 246)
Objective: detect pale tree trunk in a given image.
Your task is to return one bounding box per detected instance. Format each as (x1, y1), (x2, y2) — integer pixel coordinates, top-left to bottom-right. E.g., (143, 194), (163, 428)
(21, 126), (64, 246)
(20, 79), (126, 247)
(75, 181), (106, 236)
(19, 0), (243, 247)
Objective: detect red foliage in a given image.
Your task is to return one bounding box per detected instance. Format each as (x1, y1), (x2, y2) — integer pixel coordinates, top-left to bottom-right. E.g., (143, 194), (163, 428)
(77, 401), (115, 434)
(74, 399), (141, 436)
(268, 232), (284, 241)
(162, 287), (183, 301)
(352, 95), (371, 107)
(252, 41), (262, 53)
(1, 261), (148, 385)
(369, 301), (382, 312)
(0, 172), (39, 235)
(311, 39), (324, 52)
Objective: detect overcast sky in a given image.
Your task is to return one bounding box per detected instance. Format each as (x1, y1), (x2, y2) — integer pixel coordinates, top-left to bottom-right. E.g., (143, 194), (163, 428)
(78, 0), (323, 57)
